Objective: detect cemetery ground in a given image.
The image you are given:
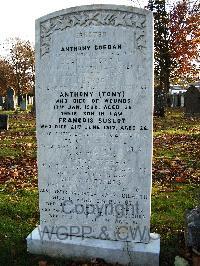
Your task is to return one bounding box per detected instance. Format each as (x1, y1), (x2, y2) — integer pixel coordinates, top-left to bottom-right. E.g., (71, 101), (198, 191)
(0, 108), (199, 266)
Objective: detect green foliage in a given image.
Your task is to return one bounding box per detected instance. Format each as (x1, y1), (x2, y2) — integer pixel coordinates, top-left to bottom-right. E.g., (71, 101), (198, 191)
(0, 188), (39, 266)
(152, 185), (200, 265)
(0, 113), (36, 158)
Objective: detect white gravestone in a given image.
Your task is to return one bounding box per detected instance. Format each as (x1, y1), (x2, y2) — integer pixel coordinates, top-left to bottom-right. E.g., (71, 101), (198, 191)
(27, 5), (160, 265)
(20, 98), (28, 111)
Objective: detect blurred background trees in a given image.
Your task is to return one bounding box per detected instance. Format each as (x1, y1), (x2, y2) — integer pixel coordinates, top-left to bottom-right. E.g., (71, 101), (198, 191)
(0, 38), (35, 96)
(169, 0), (200, 85)
(147, 0), (200, 92)
(0, 58), (15, 95)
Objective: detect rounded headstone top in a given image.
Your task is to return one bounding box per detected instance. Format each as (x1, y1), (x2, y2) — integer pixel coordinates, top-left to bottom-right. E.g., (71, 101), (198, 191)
(36, 3), (151, 23)
(36, 3), (153, 59)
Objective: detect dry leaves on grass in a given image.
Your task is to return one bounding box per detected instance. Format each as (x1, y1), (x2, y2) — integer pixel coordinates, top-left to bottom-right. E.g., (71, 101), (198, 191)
(38, 258), (119, 266)
(0, 157), (37, 190)
(153, 133), (200, 185)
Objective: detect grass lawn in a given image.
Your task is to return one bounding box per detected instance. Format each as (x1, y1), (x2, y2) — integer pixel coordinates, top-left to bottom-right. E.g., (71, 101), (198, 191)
(0, 108), (199, 265)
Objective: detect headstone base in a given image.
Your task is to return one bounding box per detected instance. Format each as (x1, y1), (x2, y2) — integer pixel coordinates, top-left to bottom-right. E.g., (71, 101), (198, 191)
(27, 227), (160, 266)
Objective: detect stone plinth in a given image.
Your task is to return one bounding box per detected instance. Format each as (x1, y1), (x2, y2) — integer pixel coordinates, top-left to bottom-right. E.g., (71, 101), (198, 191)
(27, 227), (160, 265)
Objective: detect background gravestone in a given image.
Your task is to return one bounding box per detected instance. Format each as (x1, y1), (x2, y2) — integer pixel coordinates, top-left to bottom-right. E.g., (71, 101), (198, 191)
(185, 85), (200, 117)
(185, 207), (200, 251)
(0, 114), (9, 130)
(6, 87), (16, 110)
(27, 5), (159, 265)
(20, 95), (27, 111)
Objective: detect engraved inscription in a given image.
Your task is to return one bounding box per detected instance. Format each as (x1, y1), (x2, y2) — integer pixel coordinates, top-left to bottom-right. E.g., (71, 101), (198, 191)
(36, 6), (153, 243)
(40, 10), (146, 56)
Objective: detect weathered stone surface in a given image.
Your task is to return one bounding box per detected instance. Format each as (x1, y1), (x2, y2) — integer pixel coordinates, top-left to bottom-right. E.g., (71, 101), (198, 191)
(34, 4), (153, 242)
(0, 114), (9, 130)
(28, 4), (158, 264)
(185, 207), (200, 250)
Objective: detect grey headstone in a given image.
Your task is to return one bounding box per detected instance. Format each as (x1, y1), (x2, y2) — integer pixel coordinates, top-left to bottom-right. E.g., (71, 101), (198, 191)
(6, 87), (16, 110)
(185, 86), (200, 116)
(20, 95), (27, 111)
(0, 114), (9, 130)
(185, 207), (200, 250)
(27, 4), (160, 264)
